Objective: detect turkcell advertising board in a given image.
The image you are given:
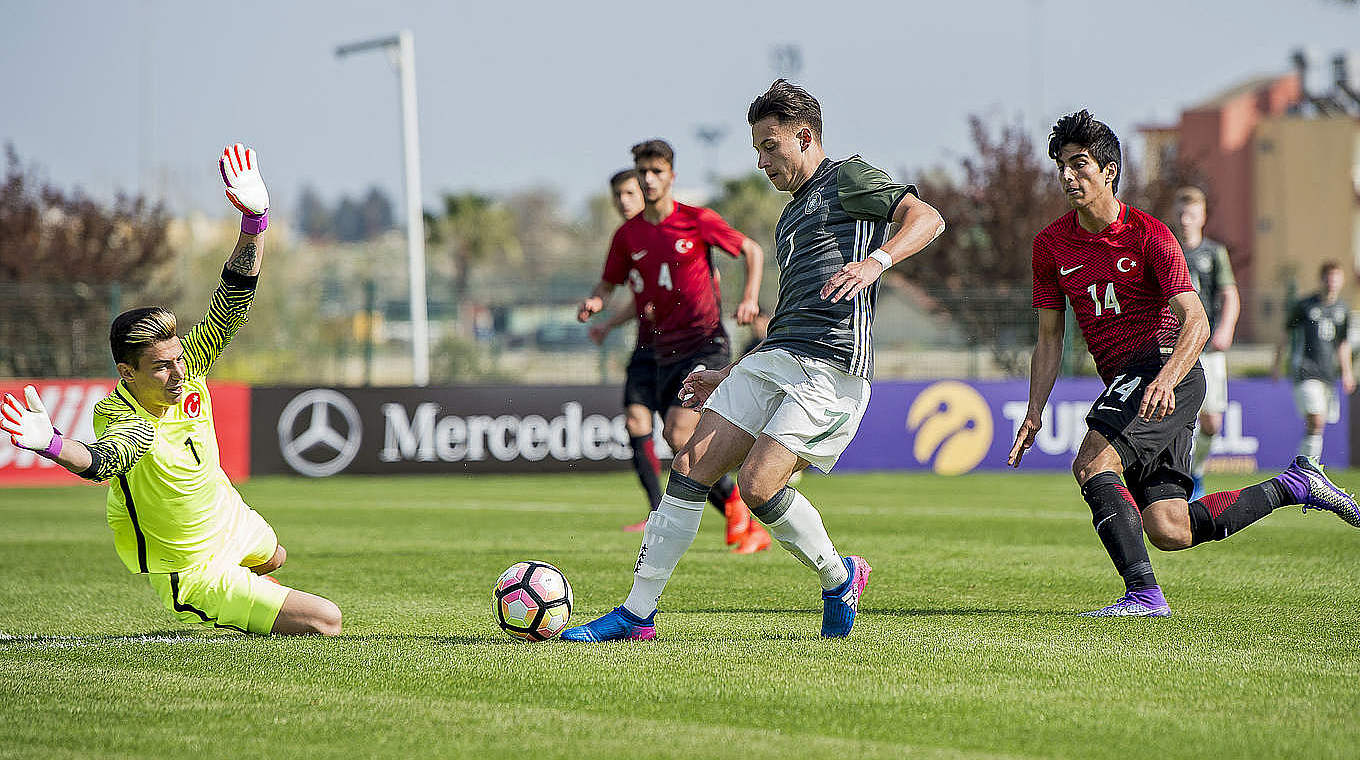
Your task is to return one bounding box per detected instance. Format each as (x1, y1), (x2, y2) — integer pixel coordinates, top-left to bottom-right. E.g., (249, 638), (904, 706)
(838, 378), (1347, 474)
(251, 385), (643, 476)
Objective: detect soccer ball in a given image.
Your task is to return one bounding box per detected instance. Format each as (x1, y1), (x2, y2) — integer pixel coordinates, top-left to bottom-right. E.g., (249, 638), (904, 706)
(493, 561), (573, 642)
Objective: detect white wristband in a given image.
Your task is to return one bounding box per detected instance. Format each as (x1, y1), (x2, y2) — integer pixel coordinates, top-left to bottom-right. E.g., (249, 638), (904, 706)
(868, 249), (893, 269)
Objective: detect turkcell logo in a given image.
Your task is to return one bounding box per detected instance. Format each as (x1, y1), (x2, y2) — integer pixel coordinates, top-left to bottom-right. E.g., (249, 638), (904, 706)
(999, 400), (1259, 458)
(905, 381), (993, 475)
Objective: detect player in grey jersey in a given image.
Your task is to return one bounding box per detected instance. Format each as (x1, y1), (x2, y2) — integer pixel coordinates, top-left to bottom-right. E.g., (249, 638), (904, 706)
(1172, 186), (1239, 497)
(563, 79), (944, 642)
(1273, 261), (1355, 462)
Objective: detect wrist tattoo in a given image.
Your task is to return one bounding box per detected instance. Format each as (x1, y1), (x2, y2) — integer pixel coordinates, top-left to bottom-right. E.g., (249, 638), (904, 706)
(227, 242), (257, 275)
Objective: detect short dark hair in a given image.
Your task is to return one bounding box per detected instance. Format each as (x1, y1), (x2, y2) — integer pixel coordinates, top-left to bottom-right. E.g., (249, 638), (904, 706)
(110, 306), (177, 367)
(630, 139), (674, 167)
(1320, 260), (1344, 278)
(609, 169), (638, 189)
(1048, 109), (1122, 193)
(747, 79), (822, 140)
(1174, 185), (1206, 207)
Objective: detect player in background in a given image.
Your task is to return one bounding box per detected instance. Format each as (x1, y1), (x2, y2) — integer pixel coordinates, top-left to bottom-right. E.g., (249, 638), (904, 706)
(1009, 112), (1359, 618)
(0, 145), (342, 636)
(1172, 187), (1239, 498)
(740, 309), (772, 357)
(1273, 261), (1355, 462)
(564, 80), (946, 641)
(578, 141), (771, 553)
(587, 170), (663, 533)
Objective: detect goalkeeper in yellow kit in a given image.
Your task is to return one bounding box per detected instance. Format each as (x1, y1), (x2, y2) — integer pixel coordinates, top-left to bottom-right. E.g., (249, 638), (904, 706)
(1, 144), (341, 636)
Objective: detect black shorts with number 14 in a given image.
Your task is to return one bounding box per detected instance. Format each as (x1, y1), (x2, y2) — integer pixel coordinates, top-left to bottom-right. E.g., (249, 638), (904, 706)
(1085, 361), (1206, 503)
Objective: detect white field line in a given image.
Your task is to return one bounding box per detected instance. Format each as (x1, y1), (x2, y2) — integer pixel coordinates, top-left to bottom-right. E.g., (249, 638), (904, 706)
(0, 633), (238, 649)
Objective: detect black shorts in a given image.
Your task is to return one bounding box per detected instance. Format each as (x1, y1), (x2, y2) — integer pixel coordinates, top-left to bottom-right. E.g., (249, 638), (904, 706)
(623, 345), (660, 411)
(1086, 362), (1206, 505)
(656, 344), (731, 412)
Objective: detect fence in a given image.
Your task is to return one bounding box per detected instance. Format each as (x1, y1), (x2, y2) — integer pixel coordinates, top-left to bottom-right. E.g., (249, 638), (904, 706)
(0, 279), (1326, 385)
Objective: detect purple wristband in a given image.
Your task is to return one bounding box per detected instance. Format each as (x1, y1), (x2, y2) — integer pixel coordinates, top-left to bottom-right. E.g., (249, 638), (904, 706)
(39, 427), (63, 460)
(241, 210), (269, 235)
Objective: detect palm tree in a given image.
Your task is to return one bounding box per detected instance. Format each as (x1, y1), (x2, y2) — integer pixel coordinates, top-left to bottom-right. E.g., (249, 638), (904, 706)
(426, 193), (522, 301)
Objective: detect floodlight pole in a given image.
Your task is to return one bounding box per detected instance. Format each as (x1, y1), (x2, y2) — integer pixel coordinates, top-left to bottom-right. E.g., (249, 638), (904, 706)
(336, 30), (430, 387)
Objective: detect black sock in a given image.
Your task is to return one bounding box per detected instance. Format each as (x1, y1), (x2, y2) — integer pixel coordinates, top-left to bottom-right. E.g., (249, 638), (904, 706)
(1187, 479), (1289, 545)
(1080, 471), (1158, 592)
(628, 435), (663, 512)
(707, 475), (736, 515)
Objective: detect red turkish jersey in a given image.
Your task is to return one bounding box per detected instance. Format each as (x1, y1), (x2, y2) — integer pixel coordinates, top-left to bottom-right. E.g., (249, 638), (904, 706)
(602, 202), (745, 363)
(1032, 203), (1194, 383)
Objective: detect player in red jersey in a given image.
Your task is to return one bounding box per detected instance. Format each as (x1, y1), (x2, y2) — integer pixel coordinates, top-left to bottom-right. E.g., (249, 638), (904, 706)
(588, 169), (663, 533)
(1009, 111), (1359, 617)
(578, 140), (771, 552)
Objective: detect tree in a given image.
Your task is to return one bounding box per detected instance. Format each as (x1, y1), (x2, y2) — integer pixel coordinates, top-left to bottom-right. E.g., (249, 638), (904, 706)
(0, 145), (174, 376)
(707, 172), (786, 257)
(297, 185), (332, 241)
(426, 192), (522, 301)
(299, 185), (395, 242)
(896, 117), (1069, 372)
(357, 186), (395, 240)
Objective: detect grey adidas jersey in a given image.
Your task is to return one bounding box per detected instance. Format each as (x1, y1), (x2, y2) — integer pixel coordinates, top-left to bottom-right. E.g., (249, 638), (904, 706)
(757, 156), (916, 380)
(1287, 293), (1350, 382)
(1184, 237), (1235, 335)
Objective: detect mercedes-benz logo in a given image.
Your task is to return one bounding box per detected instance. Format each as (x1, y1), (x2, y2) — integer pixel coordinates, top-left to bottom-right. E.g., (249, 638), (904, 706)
(277, 389), (363, 477)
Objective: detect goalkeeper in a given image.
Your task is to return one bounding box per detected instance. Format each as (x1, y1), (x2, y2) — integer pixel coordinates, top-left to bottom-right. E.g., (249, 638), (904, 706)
(1, 144), (341, 636)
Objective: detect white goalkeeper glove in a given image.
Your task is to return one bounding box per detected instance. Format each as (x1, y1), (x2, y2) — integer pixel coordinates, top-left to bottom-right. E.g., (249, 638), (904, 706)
(1, 385), (62, 458)
(220, 143), (270, 233)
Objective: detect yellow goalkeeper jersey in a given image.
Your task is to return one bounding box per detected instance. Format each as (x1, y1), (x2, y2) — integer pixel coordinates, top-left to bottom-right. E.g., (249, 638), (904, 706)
(88, 270), (257, 574)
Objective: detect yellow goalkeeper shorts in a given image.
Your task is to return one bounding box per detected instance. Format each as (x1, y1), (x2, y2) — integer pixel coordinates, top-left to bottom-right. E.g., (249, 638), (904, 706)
(146, 508), (290, 634)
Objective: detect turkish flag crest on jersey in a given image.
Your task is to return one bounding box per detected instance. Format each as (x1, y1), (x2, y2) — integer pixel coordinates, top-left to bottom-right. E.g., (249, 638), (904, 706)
(183, 391), (202, 418)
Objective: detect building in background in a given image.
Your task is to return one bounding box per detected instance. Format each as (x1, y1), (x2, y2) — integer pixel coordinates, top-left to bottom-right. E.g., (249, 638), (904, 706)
(1139, 51), (1360, 342)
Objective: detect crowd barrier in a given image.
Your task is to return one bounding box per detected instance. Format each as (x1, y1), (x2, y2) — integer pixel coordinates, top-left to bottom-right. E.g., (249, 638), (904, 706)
(1, 378), (1348, 484)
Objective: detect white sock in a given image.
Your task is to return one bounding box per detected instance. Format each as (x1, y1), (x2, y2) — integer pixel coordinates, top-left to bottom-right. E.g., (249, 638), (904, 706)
(1191, 430), (1214, 478)
(621, 494), (703, 618)
(1300, 433), (1323, 461)
(764, 490), (847, 590)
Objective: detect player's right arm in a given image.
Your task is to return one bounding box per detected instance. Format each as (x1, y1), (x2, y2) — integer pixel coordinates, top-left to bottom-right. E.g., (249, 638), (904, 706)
(589, 301), (637, 344)
(1272, 302), (1302, 382)
(1009, 308), (1064, 468)
(182, 144), (270, 377)
(577, 280), (617, 323)
(579, 228), (629, 323)
(2, 386), (152, 481)
(1010, 232), (1067, 468)
(1209, 245), (1239, 351)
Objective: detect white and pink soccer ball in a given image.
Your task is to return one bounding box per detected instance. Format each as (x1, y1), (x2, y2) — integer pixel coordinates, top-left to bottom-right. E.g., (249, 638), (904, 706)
(493, 561), (573, 642)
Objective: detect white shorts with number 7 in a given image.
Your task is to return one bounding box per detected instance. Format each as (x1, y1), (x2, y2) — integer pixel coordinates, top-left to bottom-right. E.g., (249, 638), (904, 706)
(704, 348), (870, 473)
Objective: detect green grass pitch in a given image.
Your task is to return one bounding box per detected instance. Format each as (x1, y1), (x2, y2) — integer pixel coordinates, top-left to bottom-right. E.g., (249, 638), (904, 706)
(2, 471), (1357, 758)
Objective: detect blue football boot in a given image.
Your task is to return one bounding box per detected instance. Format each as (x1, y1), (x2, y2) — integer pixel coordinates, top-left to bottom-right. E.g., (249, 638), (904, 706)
(821, 555), (872, 638)
(560, 606), (656, 642)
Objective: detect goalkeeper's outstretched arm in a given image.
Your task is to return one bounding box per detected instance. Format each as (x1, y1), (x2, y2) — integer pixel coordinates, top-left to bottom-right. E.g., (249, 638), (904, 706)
(1, 387), (98, 476)
(182, 144), (271, 377)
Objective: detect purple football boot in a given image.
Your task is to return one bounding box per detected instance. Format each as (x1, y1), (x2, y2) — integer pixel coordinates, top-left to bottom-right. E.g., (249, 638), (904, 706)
(1276, 456), (1360, 528)
(1079, 586), (1171, 617)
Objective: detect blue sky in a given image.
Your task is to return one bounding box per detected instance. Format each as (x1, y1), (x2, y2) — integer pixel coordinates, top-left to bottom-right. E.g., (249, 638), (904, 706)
(2, 0), (1356, 217)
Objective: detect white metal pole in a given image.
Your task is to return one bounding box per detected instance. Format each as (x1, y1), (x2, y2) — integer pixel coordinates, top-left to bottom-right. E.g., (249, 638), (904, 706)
(397, 30), (429, 387)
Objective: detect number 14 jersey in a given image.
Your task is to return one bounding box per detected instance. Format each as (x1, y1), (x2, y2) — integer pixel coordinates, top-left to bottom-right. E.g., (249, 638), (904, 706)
(1031, 203), (1194, 383)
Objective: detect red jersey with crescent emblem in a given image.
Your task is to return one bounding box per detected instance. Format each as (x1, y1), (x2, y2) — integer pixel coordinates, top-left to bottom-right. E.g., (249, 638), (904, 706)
(1032, 203), (1194, 383)
(602, 202), (745, 363)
